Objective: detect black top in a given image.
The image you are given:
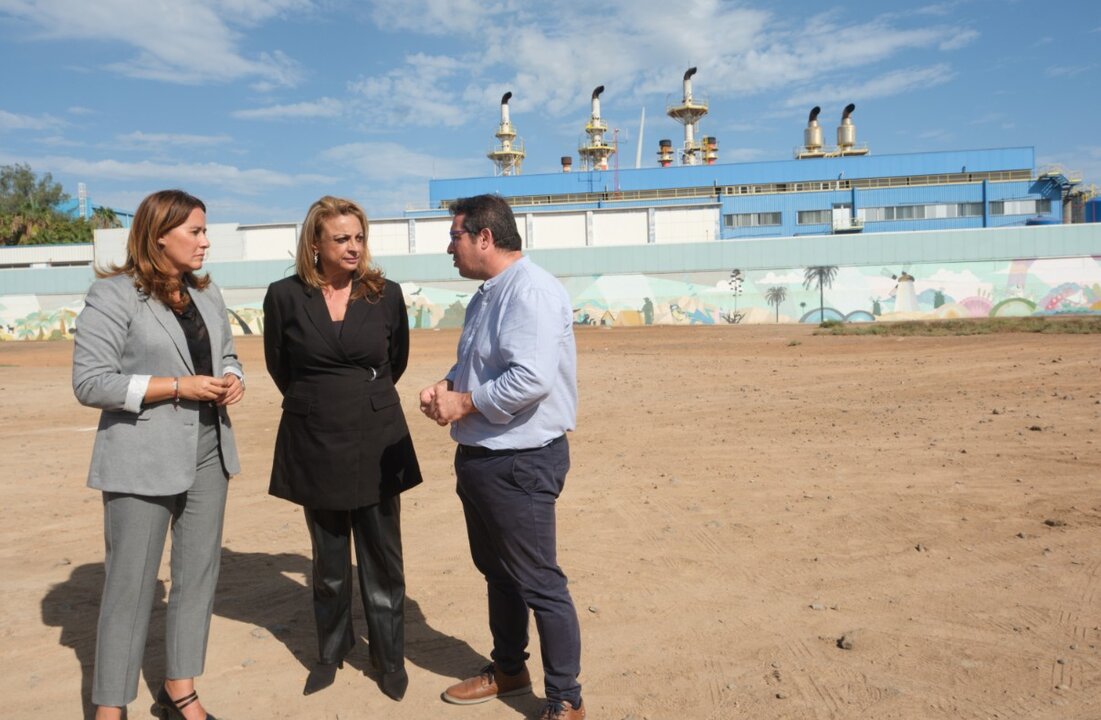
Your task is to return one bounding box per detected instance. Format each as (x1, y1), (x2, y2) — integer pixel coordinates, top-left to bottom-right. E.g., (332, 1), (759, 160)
(173, 297), (213, 377)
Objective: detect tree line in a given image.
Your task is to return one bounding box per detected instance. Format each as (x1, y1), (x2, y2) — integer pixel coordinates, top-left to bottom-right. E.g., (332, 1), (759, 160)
(1, 163), (120, 246)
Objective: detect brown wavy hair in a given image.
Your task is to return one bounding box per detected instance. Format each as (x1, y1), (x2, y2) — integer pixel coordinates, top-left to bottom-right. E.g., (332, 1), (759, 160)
(97, 189), (210, 312)
(296, 196), (385, 300)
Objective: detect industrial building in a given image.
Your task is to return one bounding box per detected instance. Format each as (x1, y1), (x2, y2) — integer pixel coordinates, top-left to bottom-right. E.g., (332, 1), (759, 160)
(418, 67), (1085, 245)
(1, 67), (1099, 338)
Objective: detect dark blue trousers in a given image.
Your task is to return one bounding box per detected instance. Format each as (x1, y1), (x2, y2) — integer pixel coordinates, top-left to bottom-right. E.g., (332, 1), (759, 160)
(455, 435), (582, 706)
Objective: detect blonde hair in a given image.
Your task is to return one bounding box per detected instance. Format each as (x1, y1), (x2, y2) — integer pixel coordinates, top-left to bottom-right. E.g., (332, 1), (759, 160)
(98, 189), (210, 312)
(296, 196), (384, 300)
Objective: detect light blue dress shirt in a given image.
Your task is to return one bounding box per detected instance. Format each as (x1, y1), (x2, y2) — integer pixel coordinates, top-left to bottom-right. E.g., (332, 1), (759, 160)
(446, 256), (577, 450)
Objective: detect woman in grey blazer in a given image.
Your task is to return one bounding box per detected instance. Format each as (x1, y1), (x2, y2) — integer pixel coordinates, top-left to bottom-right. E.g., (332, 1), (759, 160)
(72, 190), (244, 720)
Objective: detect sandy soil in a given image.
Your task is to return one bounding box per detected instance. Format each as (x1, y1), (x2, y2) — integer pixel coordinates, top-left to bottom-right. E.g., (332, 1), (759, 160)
(2, 324), (1099, 720)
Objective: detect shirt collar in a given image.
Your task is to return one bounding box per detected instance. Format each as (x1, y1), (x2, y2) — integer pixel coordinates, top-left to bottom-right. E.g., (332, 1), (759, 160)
(480, 255), (527, 294)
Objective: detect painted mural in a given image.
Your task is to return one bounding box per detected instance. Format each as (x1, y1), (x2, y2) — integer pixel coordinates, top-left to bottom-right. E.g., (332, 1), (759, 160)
(1, 255), (1099, 340)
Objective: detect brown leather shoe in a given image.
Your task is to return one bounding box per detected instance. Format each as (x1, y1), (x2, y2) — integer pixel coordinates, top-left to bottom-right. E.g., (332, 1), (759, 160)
(539, 699), (585, 720)
(441, 662), (532, 705)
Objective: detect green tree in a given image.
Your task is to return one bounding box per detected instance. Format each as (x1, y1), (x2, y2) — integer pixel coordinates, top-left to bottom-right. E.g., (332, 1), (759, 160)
(765, 285), (787, 323)
(0, 164), (97, 245)
(91, 206), (121, 229)
(0, 163), (68, 213)
(803, 265), (839, 323)
(38, 216), (93, 244)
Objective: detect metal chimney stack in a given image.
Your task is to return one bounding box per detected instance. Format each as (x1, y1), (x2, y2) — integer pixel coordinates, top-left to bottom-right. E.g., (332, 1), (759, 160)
(487, 91), (526, 175)
(835, 103), (868, 156)
(665, 66), (709, 165)
(657, 139), (674, 167)
(578, 85), (615, 171)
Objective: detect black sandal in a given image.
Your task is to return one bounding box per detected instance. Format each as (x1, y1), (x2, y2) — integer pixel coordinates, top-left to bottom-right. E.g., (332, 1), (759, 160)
(155, 685), (217, 720)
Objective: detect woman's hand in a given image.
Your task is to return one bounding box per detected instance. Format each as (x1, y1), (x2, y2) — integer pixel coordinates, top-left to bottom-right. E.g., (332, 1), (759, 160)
(179, 375), (229, 403)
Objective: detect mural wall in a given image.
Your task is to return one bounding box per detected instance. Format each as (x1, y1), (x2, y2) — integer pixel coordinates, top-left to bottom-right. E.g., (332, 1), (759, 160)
(1, 255), (1099, 340)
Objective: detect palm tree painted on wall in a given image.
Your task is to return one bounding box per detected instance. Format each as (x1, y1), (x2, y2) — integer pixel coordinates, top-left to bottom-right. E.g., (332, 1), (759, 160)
(803, 265), (838, 323)
(765, 286), (787, 323)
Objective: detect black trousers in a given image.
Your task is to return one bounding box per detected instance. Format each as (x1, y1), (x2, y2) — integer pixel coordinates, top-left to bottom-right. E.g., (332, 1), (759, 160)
(303, 495), (405, 672)
(455, 436), (582, 706)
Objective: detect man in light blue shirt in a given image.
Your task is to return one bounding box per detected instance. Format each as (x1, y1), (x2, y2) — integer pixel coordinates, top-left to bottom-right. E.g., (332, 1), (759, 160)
(420, 194), (585, 720)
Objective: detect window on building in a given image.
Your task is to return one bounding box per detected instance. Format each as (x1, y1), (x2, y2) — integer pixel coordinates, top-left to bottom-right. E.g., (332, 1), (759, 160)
(864, 201), (986, 222)
(991, 199), (1052, 216)
(797, 209), (832, 225)
(724, 212), (782, 228)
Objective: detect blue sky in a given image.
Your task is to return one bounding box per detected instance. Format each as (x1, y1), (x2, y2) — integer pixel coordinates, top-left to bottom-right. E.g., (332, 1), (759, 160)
(1, 0), (1098, 224)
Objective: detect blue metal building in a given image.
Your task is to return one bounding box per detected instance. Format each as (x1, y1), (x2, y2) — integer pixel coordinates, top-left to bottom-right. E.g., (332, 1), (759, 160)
(423, 146), (1065, 241)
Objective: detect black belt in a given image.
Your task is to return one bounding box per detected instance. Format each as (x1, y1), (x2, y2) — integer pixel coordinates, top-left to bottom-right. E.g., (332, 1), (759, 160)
(457, 434), (565, 458)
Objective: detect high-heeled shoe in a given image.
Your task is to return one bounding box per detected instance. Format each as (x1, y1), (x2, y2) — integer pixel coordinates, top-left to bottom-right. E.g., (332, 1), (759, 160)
(155, 685), (216, 720)
(380, 667), (408, 701)
(303, 660), (343, 695)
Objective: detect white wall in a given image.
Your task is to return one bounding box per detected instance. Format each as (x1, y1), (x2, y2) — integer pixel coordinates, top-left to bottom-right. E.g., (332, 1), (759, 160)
(654, 207), (718, 244)
(88, 204), (723, 265)
(240, 225), (298, 261)
(370, 219), (411, 256)
(0, 243), (94, 268)
(592, 211), (649, 246)
(531, 213), (587, 249)
(411, 217), (456, 254)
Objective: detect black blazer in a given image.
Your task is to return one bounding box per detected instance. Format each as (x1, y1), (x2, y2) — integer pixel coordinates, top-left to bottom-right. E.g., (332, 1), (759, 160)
(263, 275), (422, 510)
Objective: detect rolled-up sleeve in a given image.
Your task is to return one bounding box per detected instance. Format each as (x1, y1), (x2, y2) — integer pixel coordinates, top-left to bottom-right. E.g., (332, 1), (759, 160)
(72, 279), (139, 413)
(210, 283), (243, 382)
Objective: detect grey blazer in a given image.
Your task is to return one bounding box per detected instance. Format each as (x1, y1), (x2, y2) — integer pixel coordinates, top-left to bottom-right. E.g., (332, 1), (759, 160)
(72, 273), (242, 495)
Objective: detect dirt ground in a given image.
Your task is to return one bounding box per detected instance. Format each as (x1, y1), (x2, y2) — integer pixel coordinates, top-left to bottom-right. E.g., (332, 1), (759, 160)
(1, 324), (1099, 720)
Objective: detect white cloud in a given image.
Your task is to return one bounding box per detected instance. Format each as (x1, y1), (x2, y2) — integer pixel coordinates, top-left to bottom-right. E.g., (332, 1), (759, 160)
(320, 142), (477, 181)
(926, 268), (984, 286)
(348, 55), (468, 128)
(1046, 64), (1094, 78)
(231, 98), (344, 120)
(37, 135), (85, 148)
(1040, 145), (1101, 187)
(939, 28), (978, 50)
(1026, 257), (1101, 287)
(354, 3), (975, 128)
(357, 180), (431, 218)
(0, 0), (307, 86)
(4, 153), (335, 193)
(115, 131), (234, 148)
(783, 64), (955, 109)
(754, 270), (804, 285)
(0, 109), (65, 131)
(365, 0), (499, 35)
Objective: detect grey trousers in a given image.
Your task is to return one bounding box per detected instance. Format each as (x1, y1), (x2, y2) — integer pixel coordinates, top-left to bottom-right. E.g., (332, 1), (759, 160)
(92, 420), (227, 708)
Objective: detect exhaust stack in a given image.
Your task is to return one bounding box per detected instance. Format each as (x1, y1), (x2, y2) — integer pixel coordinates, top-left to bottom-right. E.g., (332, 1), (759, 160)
(578, 85), (615, 171)
(835, 103), (868, 156)
(665, 66), (709, 165)
(657, 138), (674, 167)
(487, 91), (526, 175)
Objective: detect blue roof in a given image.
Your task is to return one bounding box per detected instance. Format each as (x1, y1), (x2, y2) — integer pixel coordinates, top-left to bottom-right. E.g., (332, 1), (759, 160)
(429, 147), (1035, 206)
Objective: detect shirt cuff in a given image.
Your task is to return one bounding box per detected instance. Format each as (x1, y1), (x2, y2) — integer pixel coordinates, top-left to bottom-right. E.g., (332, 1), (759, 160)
(222, 367), (244, 387)
(125, 374), (151, 414)
(470, 384), (515, 425)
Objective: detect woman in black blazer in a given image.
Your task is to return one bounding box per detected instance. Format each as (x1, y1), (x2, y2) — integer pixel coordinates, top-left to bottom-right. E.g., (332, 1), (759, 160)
(263, 196), (422, 701)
